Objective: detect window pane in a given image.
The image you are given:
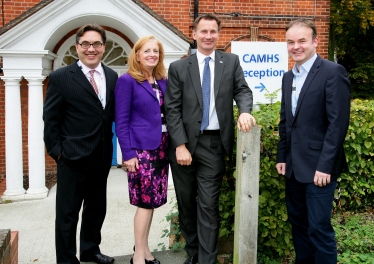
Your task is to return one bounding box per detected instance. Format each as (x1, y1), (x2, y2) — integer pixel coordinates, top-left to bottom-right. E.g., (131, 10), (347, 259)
(62, 38), (128, 67)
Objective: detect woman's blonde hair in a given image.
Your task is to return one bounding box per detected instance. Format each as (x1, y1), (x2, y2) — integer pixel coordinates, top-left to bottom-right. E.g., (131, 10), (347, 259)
(127, 36), (167, 82)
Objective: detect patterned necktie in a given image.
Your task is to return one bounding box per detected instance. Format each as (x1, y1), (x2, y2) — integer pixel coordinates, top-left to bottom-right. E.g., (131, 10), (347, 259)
(200, 57), (211, 131)
(89, 70), (99, 94)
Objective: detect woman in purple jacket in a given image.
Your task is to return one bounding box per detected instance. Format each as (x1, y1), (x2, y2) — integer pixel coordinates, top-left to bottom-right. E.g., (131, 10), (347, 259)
(115, 36), (168, 264)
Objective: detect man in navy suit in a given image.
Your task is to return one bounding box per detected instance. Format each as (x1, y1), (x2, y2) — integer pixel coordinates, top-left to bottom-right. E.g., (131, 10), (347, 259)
(276, 19), (350, 263)
(165, 14), (255, 264)
(44, 24), (117, 264)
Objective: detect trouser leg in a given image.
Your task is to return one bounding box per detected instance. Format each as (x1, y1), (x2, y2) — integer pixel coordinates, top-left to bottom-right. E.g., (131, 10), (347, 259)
(55, 159), (82, 264)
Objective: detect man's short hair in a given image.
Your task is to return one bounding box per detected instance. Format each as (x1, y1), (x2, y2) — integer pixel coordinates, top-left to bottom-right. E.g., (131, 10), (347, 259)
(193, 14), (222, 32)
(76, 23), (107, 44)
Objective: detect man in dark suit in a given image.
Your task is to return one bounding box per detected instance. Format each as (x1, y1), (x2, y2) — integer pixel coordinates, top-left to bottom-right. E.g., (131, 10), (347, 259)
(276, 19), (351, 263)
(165, 14), (255, 264)
(43, 23), (117, 264)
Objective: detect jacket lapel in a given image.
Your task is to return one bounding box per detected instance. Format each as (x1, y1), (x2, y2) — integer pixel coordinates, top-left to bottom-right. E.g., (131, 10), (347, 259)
(71, 61), (98, 98)
(284, 73), (294, 121)
(293, 56), (321, 118)
(158, 79), (167, 95)
(139, 80), (157, 99)
(188, 54), (203, 107)
(214, 51), (224, 98)
(103, 64), (113, 106)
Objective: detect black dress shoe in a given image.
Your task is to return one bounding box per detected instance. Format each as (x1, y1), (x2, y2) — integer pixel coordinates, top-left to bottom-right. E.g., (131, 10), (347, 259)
(81, 253), (115, 264)
(183, 254), (198, 264)
(145, 258), (160, 264)
(130, 257), (147, 264)
(133, 246), (160, 264)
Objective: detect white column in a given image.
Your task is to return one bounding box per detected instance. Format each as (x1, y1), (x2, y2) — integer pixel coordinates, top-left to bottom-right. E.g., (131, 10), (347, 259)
(2, 77), (25, 200)
(26, 77), (48, 199)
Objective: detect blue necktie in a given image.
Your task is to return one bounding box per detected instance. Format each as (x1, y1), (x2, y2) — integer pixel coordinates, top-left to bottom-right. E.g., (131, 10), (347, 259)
(201, 57), (211, 131)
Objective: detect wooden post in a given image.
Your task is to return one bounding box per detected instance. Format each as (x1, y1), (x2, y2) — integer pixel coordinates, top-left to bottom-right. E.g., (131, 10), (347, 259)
(233, 126), (261, 264)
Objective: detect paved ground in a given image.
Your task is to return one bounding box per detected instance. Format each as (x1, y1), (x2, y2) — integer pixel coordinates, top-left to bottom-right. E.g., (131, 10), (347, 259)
(0, 168), (187, 264)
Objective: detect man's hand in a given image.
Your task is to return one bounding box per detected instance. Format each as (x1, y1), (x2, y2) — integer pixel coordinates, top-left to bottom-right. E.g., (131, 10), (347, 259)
(237, 113), (257, 132)
(123, 157), (139, 172)
(176, 144), (192, 166)
(276, 163), (286, 175)
(314, 170), (331, 187)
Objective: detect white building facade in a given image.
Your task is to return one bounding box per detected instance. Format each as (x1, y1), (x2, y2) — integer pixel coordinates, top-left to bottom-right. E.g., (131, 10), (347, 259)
(0, 0), (190, 200)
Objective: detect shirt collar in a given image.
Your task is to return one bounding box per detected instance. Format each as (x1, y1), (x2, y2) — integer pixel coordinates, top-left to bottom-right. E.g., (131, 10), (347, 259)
(196, 50), (215, 64)
(77, 60), (103, 76)
(292, 53), (317, 75)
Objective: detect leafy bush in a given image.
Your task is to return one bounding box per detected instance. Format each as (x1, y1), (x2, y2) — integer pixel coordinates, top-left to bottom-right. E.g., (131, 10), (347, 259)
(337, 99), (374, 211)
(164, 99), (374, 261)
(251, 102), (293, 258)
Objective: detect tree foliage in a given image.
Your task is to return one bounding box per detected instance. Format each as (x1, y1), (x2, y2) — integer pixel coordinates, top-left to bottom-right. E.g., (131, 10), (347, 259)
(330, 0), (374, 99)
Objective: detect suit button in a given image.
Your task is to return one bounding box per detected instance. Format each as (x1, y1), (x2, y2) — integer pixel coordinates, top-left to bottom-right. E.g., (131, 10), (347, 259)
(292, 126), (296, 130)
(97, 102), (101, 105)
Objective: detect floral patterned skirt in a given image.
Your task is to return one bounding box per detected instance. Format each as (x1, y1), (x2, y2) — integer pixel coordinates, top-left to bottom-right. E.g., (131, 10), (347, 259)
(127, 132), (169, 209)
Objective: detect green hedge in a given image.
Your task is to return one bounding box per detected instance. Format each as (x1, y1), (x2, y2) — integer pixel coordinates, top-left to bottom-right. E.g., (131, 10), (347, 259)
(218, 99), (374, 259)
(165, 99), (374, 260)
(338, 99), (374, 211)
(252, 102), (292, 257)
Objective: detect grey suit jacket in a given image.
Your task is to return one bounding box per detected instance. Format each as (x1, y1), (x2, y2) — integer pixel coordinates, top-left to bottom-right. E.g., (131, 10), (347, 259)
(165, 50), (253, 160)
(43, 61), (118, 165)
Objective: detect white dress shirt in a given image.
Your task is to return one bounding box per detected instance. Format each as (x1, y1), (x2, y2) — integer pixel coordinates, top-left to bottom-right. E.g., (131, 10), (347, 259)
(77, 60), (107, 108)
(196, 50), (220, 130)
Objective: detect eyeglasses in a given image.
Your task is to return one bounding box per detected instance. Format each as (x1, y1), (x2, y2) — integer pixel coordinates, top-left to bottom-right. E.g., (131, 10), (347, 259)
(77, 41), (104, 49)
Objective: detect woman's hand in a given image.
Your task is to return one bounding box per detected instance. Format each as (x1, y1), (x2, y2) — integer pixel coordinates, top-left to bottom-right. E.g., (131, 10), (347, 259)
(123, 157), (139, 172)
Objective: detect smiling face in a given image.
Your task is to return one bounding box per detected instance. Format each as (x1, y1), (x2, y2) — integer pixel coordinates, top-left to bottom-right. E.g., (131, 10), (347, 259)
(75, 30), (105, 69)
(136, 40), (160, 74)
(193, 18), (219, 56)
(286, 24), (318, 67)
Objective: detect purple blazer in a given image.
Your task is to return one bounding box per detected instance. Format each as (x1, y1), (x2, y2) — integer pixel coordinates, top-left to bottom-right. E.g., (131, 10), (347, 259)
(115, 73), (167, 161)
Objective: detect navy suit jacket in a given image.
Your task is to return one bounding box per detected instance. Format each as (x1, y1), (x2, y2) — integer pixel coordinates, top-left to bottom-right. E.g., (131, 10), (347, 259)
(43, 61), (118, 166)
(115, 73), (168, 161)
(277, 55), (351, 183)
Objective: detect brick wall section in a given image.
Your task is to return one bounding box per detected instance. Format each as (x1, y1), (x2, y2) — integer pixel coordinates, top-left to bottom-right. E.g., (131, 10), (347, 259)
(9, 231), (19, 264)
(0, 0), (331, 177)
(0, 230), (18, 264)
(20, 79), (29, 175)
(0, 79), (4, 178)
(1, 0), (41, 26)
(0, 229), (17, 264)
(142, 0), (330, 58)
(43, 79), (57, 174)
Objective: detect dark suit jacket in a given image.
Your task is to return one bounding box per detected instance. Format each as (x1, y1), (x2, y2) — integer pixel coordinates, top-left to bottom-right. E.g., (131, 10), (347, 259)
(165, 50), (253, 160)
(115, 73), (168, 161)
(277, 55), (351, 183)
(43, 61), (118, 167)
